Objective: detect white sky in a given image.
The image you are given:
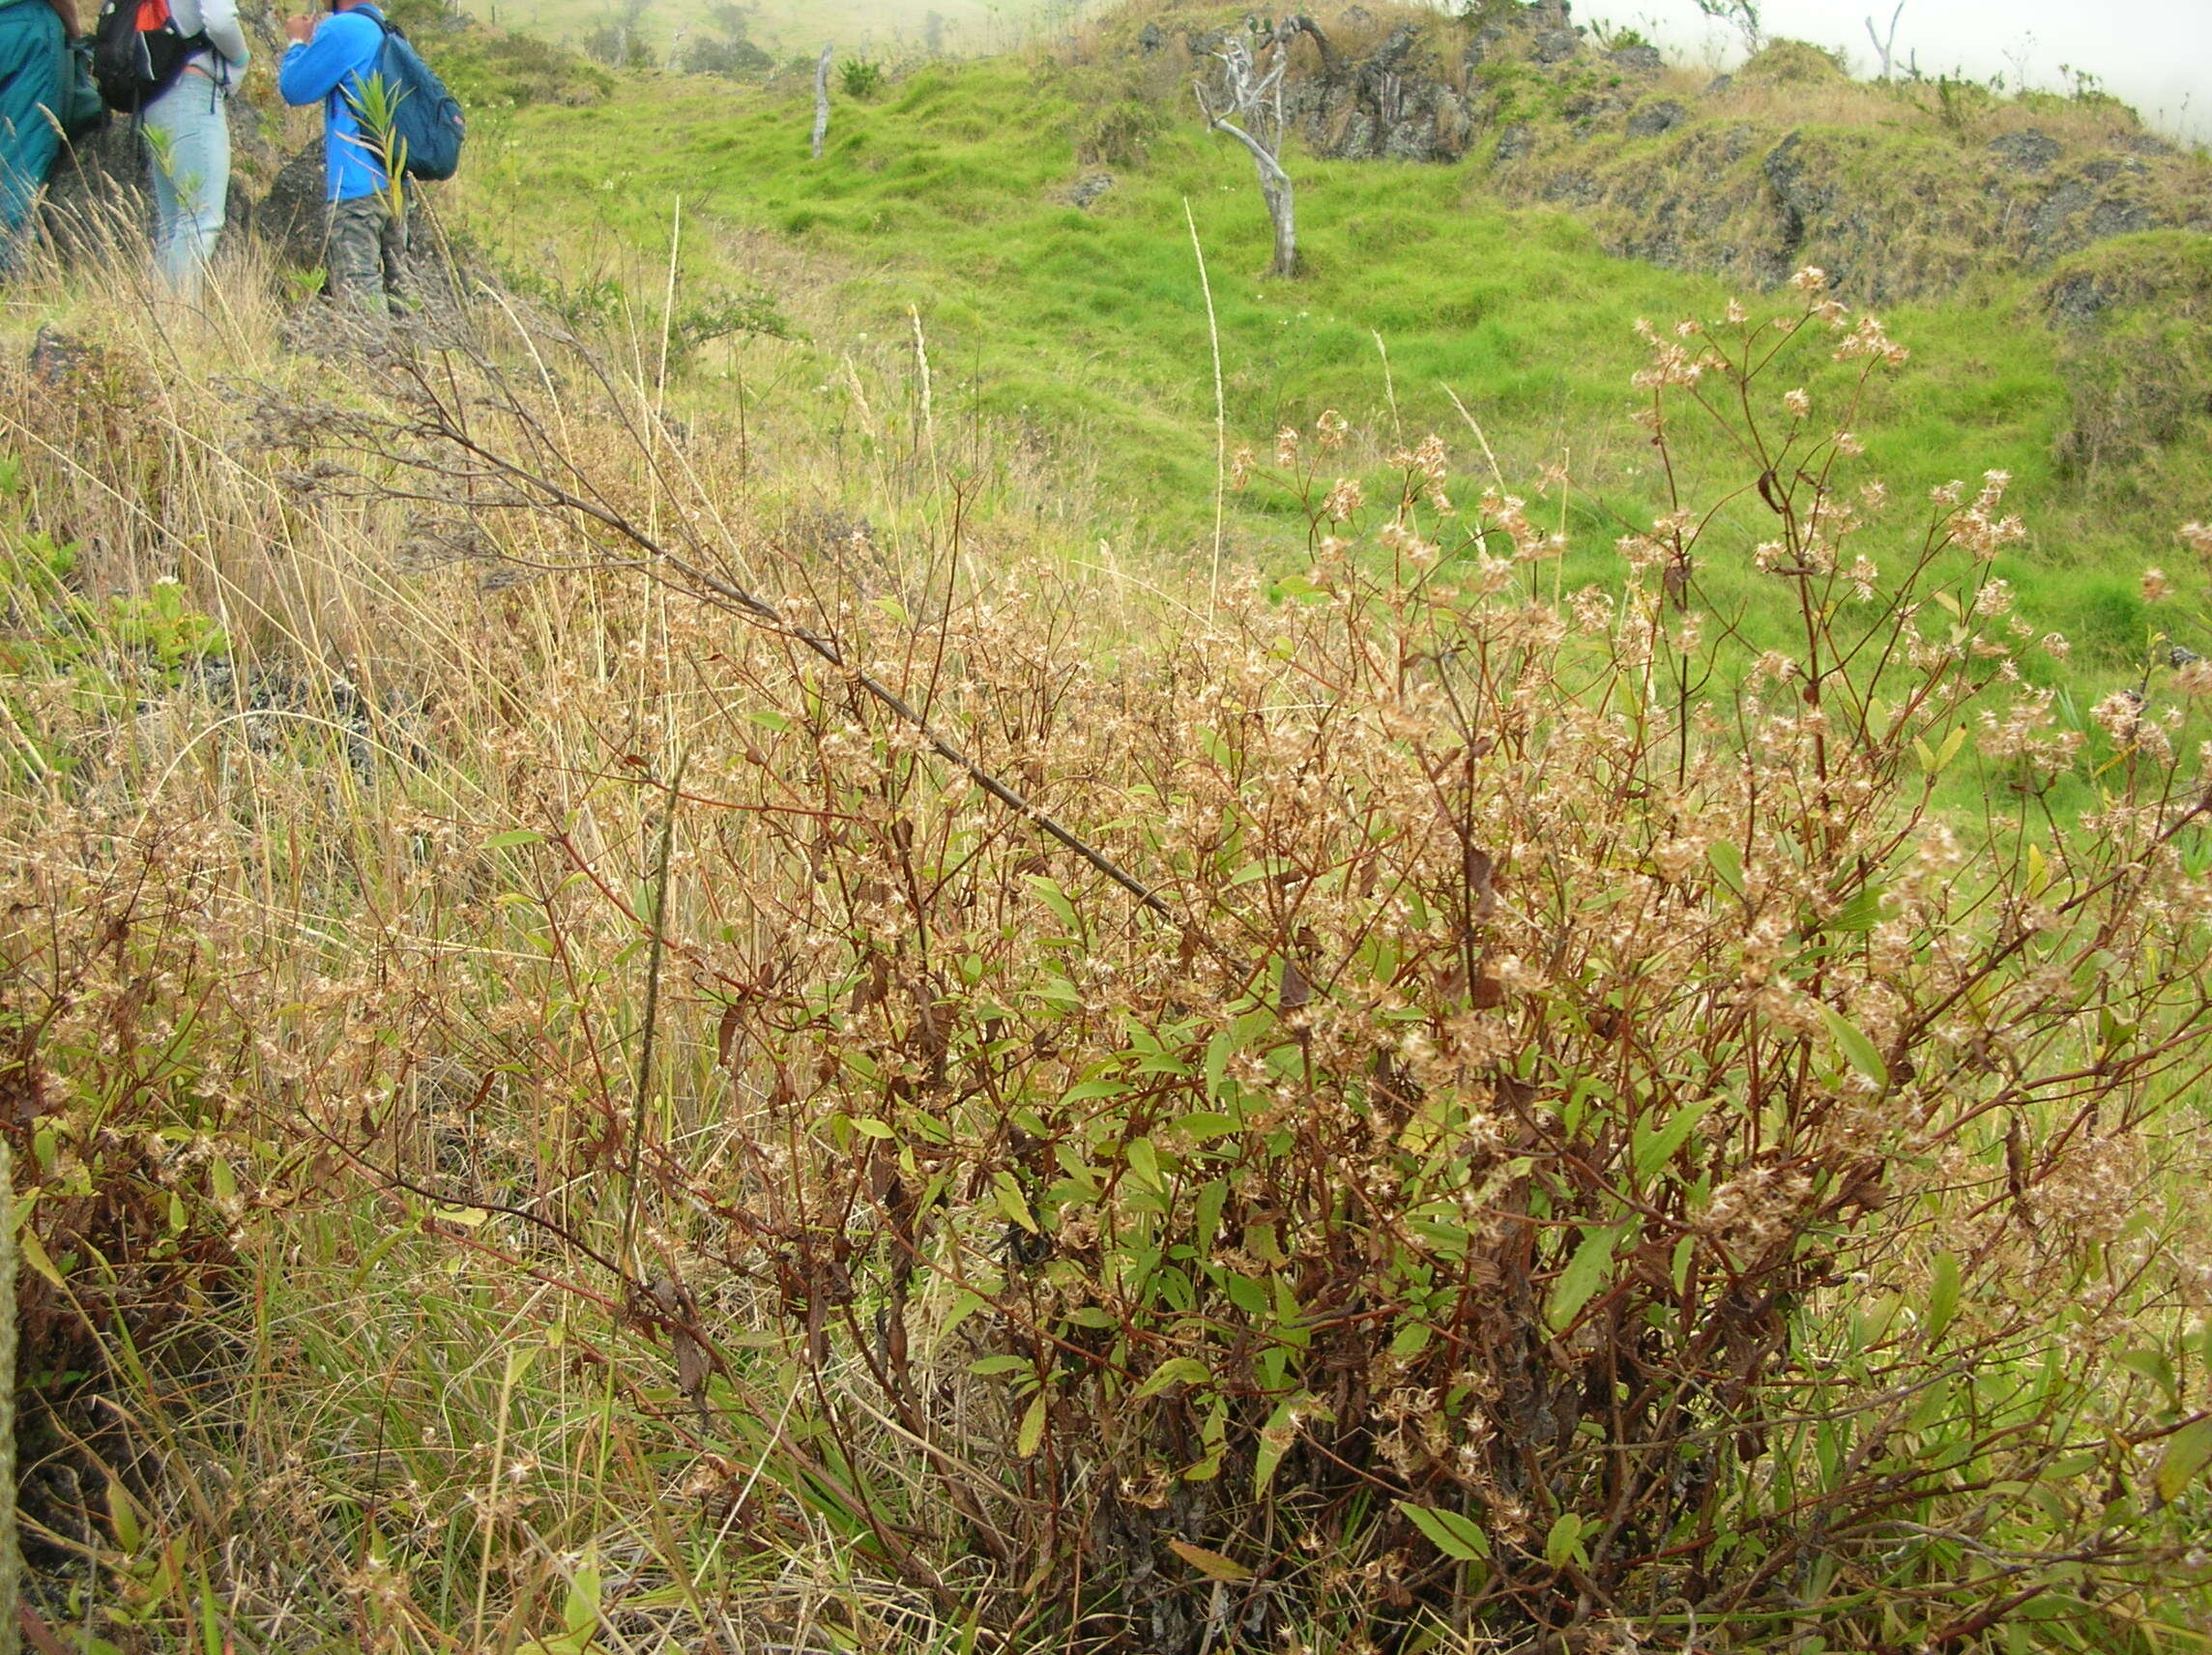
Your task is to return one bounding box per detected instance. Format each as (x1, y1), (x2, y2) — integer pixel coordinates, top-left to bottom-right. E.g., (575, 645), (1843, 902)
(1601, 0), (2212, 139)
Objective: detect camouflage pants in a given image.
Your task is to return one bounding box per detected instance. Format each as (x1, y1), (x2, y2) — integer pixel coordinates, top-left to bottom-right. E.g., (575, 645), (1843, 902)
(327, 192), (408, 312)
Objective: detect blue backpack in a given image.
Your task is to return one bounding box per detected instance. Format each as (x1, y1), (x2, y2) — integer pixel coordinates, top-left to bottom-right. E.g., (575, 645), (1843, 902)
(350, 15), (465, 182)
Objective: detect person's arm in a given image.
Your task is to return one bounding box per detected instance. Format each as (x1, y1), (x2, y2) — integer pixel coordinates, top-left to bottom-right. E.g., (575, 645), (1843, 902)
(198, 0), (249, 73)
(278, 15), (364, 105)
(44, 0), (79, 37)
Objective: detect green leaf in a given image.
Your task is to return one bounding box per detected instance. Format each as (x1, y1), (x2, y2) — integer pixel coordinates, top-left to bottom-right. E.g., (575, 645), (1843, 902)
(1543, 1511), (1586, 1570)
(1025, 875), (1082, 937)
(1016, 1389), (1049, 1458)
(16, 1224), (65, 1292)
(1133, 1356), (1210, 1400)
(1397, 1500), (1492, 1562)
(1706, 840), (1745, 901)
(485, 828), (545, 850)
(2154, 1416), (2212, 1504)
(941, 1289), (990, 1339)
(969, 1354), (1032, 1378)
(2119, 1348), (2179, 1406)
(1194, 1179), (1227, 1256)
(1634, 1099), (1707, 1180)
(1205, 1030), (1235, 1100)
(1547, 1225), (1621, 1332)
(1828, 884), (1884, 933)
(1252, 1393), (1313, 1497)
(1925, 1250), (1961, 1349)
(108, 1479), (142, 1553)
(1172, 1111), (1239, 1142)
(1819, 1004), (1889, 1088)
(993, 1171), (1038, 1234)
(1222, 1272), (1268, 1316)
(1390, 1321), (1434, 1359)
(562, 1552), (602, 1638)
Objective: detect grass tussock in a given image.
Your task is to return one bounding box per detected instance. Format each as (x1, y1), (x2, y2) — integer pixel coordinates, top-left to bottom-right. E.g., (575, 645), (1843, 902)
(3, 198), (2212, 1655)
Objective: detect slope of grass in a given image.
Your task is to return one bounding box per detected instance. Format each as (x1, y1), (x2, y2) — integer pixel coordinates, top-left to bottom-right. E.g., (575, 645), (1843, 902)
(476, 0), (1097, 65)
(449, 34), (2208, 690)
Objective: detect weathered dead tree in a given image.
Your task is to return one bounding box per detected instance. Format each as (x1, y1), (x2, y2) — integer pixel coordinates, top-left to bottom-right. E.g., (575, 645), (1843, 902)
(1196, 25), (1299, 278)
(1864, 0), (1906, 78)
(811, 43), (832, 159)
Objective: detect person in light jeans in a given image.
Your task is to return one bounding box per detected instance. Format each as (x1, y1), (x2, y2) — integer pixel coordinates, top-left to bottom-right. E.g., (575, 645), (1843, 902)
(141, 0), (247, 297)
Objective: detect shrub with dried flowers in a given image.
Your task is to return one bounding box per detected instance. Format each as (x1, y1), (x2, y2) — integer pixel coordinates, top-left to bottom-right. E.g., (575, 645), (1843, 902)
(3, 266), (2210, 1652)
(257, 273), (2212, 1649)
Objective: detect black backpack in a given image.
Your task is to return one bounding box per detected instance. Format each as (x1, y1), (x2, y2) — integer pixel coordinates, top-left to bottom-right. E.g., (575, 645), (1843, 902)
(89, 0), (207, 114)
(350, 15), (466, 182)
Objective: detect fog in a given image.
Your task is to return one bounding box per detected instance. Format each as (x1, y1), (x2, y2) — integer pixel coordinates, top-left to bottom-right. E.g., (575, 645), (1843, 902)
(1585, 0), (2208, 140)
(715, 0), (2206, 137)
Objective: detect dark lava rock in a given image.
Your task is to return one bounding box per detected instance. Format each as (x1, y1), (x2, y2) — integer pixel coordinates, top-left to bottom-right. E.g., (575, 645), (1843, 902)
(2044, 272), (2108, 325)
(1989, 129), (2062, 172)
(1495, 123), (1535, 163)
(27, 324), (101, 387)
(1627, 99), (1688, 138)
(1138, 20), (1162, 54)
(256, 145), (329, 272)
(1703, 73), (1733, 96)
(1066, 173), (1115, 210)
(1533, 27), (1580, 64)
(1609, 44), (1664, 74)
(1292, 21), (1474, 164)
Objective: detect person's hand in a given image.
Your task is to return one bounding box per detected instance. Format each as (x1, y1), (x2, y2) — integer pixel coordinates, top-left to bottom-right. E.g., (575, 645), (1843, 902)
(282, 13), (313, 43)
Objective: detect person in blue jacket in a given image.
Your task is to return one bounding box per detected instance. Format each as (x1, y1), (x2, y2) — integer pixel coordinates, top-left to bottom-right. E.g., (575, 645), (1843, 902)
(277, 0), (404, 312)
(0, 0), (75, 270)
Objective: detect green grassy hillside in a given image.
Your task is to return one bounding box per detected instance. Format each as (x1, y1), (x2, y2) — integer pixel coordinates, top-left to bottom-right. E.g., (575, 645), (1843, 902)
(475, 0), (1097, 63)
(448, 12), (2212, 694)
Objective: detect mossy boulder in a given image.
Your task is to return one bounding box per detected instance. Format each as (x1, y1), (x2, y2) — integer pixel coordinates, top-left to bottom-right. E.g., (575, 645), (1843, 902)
(2039, 233), (2212, 501)
(1492, 113), (2211, 303)
(1737, 39), (1848, 85)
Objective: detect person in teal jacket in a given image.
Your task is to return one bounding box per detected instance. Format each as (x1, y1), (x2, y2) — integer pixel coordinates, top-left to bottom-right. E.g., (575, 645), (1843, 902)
(0, 0), (74, 270)
(277, 0), (402, 311)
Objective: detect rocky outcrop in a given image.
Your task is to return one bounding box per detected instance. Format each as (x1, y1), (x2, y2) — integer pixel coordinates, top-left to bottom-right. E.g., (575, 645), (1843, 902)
(1278, 21), (1476, 163)
(1240, 0), (2212, 304)
(1497, 113), (2209, 304)
(2035, 233), (2212, 496)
